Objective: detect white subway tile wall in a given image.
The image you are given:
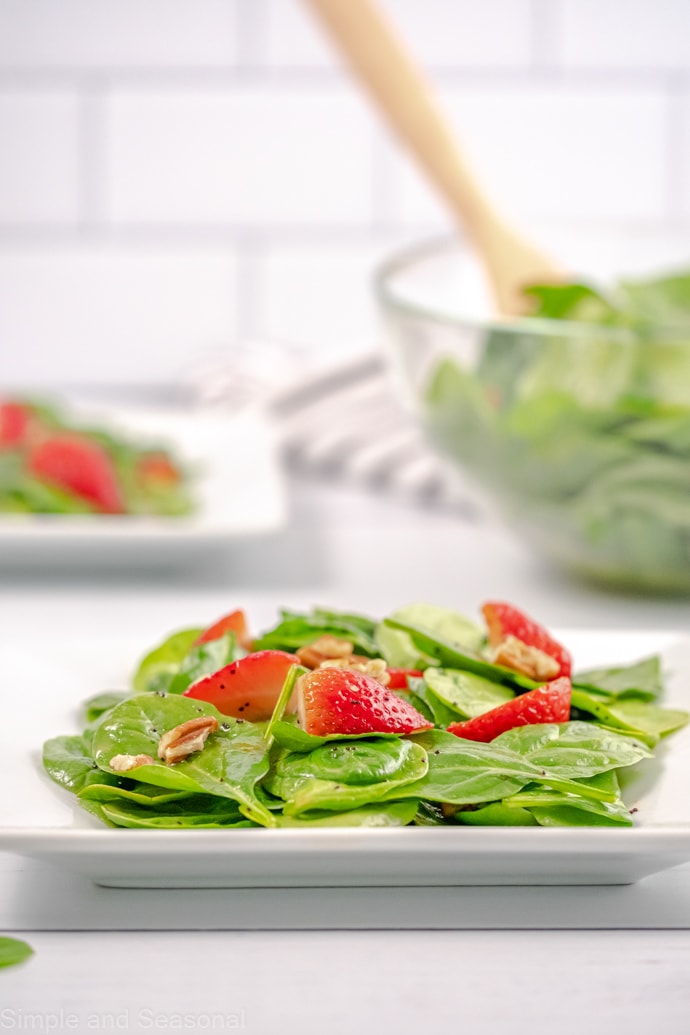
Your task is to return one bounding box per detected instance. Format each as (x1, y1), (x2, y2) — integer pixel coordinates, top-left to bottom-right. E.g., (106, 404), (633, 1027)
(0, 0), (688, 386)
(0, 247), (238, 384)
(106, 88), (376, 226)
(0, 92), (81, 223)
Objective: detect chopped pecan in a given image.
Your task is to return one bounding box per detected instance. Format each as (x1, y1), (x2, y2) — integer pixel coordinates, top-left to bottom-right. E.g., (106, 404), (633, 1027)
(157, 715), (219, 764)
(492, 635), (559, 682)
(110, 753), (155, 772)
(320, 655), (391, 686)
(296, 635), (354, 669)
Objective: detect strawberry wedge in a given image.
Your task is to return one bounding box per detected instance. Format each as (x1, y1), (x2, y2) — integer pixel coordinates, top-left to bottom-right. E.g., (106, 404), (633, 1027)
(28, 434), (124, 513)
(297, 667), (433, 737)
(0, 401), (32, 448)
(183, 649), (299, 722)
(482, 601), (572, 678)
(448, 677), (572, 743)
(194, 609), (251, 650)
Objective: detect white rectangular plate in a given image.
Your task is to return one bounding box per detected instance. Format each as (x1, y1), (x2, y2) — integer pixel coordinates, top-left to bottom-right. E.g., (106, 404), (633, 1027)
(0, 404), (286, 567)
(1, 630), (689, 887)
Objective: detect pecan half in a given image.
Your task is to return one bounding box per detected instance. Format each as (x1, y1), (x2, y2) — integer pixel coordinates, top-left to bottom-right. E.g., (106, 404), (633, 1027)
(157, 715), (219, 764)
(110, 753), (155, 772)
(492, 636), (559, 682)
(296, 635), (354, 669)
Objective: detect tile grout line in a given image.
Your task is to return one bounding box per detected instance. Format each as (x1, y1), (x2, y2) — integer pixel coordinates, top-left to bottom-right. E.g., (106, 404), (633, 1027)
(0, 217), (689, 250)
(529, 0), (562, 73)
(233, 0), (266, 71)
(0, 67), (687, 90)
(662, 74), (688, 229)
(233, 235), (264, 343)
(76, 76), (109, 233)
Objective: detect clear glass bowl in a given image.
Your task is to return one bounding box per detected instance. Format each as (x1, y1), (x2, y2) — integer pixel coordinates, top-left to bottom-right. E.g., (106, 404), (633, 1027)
(375, 238), (690, 594)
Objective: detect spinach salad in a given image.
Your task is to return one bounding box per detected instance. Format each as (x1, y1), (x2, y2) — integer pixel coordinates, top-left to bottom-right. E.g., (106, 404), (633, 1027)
(0, 397), (194, 516)
(42, 601), (688, 830)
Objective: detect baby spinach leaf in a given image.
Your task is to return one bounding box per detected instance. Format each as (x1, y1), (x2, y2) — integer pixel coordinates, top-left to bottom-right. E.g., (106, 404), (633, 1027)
(424, 668), (515, 719)
(510, 794), (632, 825)
(78, 782), (195, 806)
(83, 691), (129, 724)
(100, 798), (253, 829)
(621, 412), (690, 455)
(276, 801), (418, 827)
(268, 740), (428, 816)
(525, 282), (618, 323)
(389, 729), (535, 805)
(132, 628), (204, 693)
(285, 737), (416, 786)
(0, 936), (34, 968)
(392, 729), (622, 807)
(599, 699), (688, 740)
(501, 771), (633, 826)
(403, 685), (436, 725)
(619, 270), (690, 328)
(91, 694), (274, 826)
(384, 603), (486, 656)
(492, 721), (652, 777)
(570, 690), (687, 746)
(574, 655), (663, 700)
(383, 618), (536, 691)
(374, 621), (439, 670)
(42, 734), (119, 796)
(413, 801), (450, 826)
(529, 804), (633, 827)
(455, 803), (538, 826)
(406, 678), (459, 728)
(253, 607), (378, 656)
(166, 632), (236, 695)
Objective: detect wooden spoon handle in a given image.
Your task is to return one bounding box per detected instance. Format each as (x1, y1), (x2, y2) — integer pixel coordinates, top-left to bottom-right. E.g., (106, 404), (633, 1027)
(302, 0), (561, 314)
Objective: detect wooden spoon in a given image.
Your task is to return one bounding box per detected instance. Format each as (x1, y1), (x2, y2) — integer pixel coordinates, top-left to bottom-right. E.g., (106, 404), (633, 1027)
(302, 0), (563, 316)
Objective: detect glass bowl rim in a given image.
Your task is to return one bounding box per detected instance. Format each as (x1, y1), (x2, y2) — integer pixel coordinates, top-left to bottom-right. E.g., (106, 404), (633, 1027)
(373, 235), (687, 344)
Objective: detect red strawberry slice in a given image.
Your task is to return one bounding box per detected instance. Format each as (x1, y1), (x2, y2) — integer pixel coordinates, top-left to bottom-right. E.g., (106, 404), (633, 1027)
(482, 601), (572, 678)
(297, 667), (433, 737)
(194, 609), (251, 650)
(386, 668), (424, 689)
(448, 677), (572, 743)
(183, 649), (299, 722)
(136, 451), (180, 486)
(0, 401), (32, 448)
(28, 434), (124, 513)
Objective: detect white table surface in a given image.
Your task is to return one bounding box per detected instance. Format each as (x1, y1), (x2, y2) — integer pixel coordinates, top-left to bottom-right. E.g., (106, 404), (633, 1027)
(3, 476), (690, 1033)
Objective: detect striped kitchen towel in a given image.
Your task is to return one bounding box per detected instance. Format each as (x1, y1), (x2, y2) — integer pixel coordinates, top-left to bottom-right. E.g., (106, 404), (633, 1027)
(190, 347), (478, 519)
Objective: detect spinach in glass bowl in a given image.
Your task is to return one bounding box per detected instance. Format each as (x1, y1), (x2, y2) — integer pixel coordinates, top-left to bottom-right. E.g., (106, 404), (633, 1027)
(376, 241), (690, 593)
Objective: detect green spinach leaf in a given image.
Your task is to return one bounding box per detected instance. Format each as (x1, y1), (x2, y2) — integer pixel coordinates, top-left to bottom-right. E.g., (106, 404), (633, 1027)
(166, 633), (236, 695)
(424, 667), (515, 719)
(132, 628), (204, 693)
(0, 936), (34, 968)
(91, 694), (274, 826)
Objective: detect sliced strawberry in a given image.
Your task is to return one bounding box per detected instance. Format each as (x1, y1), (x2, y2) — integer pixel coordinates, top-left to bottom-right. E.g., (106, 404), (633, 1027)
(0, 402), (32, 448)
(386, 667), (424, 689)
(297, 667), (433, 737)
(482, 601), (572, 678)
(136, 451), (180, 486)
(194, 609), (251, 650)
(28, 434), (124, 513)
(183, 649), (299, 721)
(448, 677), (572, 743)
